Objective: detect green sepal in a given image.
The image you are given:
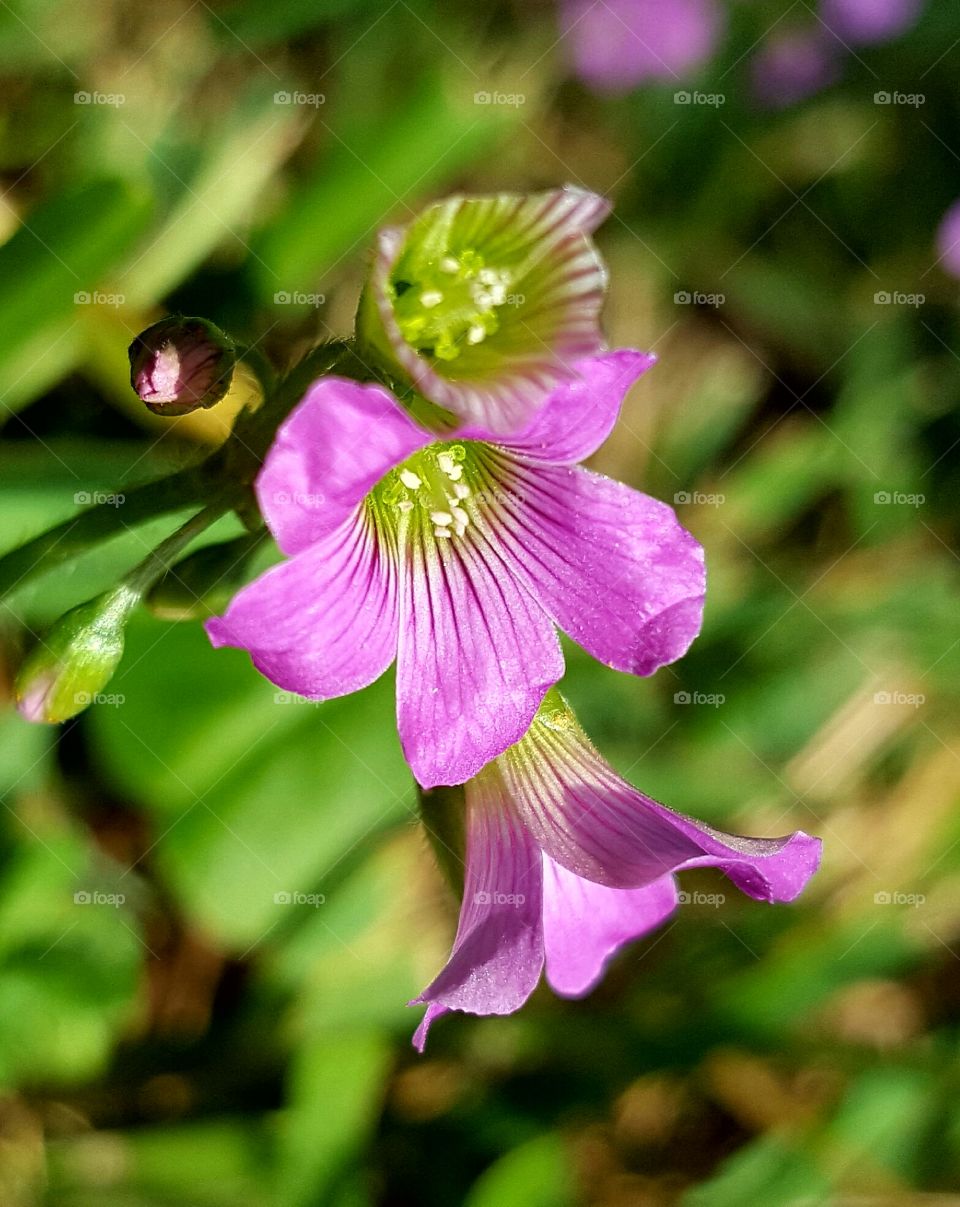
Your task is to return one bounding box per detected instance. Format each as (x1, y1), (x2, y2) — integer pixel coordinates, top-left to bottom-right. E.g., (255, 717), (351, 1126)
(15, 586), (138, 723)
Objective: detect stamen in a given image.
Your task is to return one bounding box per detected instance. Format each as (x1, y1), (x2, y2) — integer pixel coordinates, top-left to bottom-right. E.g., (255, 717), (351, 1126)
(379, 442), (478, 543)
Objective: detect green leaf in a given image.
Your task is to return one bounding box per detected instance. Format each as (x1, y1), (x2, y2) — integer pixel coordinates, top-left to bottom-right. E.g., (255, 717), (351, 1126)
(90, 617), (413, 946)
(465, 1133), (574, 1207)
(0, 178), (152, 419)
(252, 67), (516, 300)
(277, 1031), (390, 1206)
(0, 835), (141, 1089)
(683, 1136), (832, 1207)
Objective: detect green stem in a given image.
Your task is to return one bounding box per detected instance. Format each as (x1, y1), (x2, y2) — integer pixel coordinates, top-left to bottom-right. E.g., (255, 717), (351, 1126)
(0, 340), (352, 602)
(0, 463), (210, 600)
(235, 343), (278, 400)
(416, 783), (467, 898)
(122, 498), (232, 598)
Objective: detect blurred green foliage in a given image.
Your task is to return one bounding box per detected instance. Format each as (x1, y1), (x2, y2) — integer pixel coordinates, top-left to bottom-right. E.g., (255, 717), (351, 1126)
(0, 0), (959, 1204)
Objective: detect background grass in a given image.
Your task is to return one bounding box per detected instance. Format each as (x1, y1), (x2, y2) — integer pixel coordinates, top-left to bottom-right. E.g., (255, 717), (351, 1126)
(1, 1), (959, 1203)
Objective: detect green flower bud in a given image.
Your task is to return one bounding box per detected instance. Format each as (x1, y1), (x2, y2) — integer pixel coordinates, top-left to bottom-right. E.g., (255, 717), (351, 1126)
(129, 316), (236, 416)
(15, 587), (137, 724)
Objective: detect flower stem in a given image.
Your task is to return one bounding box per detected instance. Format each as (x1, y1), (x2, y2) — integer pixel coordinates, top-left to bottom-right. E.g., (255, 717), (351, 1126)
(0, 463), (211, 601)
(121, 498), (233, 599)
(0, 340), (352, 602)
(416, 783), (467, 898)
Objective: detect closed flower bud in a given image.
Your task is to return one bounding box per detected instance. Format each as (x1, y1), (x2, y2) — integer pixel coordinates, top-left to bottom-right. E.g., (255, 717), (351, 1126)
(15, 586), (137, 723)
(129, 316), (237, 416)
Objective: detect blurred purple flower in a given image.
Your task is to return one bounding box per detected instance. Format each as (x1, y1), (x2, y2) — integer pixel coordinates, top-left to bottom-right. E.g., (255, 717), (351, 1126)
(207, 356), (705, 789)
(820, 0), (924, 46)
(411, 695), (822, 1049)
(936, 200), (960, 280)
(561, 0), (723, 93)
(752, 28), (840, 109)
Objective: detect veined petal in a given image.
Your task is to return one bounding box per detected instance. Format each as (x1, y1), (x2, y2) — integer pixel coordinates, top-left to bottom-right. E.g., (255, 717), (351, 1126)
(459, 350), (655, 464)
(542, 857), (678, 997)
(256, 376), (432, 555)
(504, 703), (822, 901)
(365, 189), (610, 434)
(410, 772), (544, 1047)
(396, 515), (563, 788)
(205, 507), (398, 700)
(481, 456), (706, 676)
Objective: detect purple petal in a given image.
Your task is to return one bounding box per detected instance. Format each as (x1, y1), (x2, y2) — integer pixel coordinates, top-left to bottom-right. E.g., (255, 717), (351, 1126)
(206, 509), (398, 699)
(410, 780), (544, 1047)
(460, 350), (655, 464)
(542, 857), (677, 997)
(256, 377), (431, 555)
(505, 709), (822, 900)
(396, 522), (564, 788)
(412, 1004), (450, 1053)
(562, 0), (723, 92)
(488, 460), (705, 677)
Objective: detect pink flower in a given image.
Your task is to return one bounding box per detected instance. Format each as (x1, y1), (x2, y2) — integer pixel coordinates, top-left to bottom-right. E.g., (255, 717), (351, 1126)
(411, 695), (822, 1049)
(561, 0), (723, 93)
(206, 354), (706, 789)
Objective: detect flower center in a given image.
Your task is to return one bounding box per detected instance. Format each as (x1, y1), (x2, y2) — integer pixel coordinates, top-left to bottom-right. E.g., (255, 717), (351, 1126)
(377, 442), (476, 540)
(390, 249), (512, 363)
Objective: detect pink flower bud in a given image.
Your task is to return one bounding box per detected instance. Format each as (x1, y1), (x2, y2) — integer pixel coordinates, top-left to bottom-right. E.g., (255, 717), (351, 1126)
(129, 316), (236, 416)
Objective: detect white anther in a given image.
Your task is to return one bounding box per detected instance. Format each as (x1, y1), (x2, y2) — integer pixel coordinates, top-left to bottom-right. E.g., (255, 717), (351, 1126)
(440, 256), (460, 273)
(420, 289), (443, 308)
(450, 506), (469, 527)
(397, 499), (414, 513)
(488, 283), (507, 306)
(454, 521), (467, 537)
(430, 509), (453, 526)
(472, 290), (492, 309)
(467, 324), (486, 345)
(453, 482), (470, 499)
(437, 451), (454, 473)
(478, 268), (498, 284)
(447, 464), (463, 481)
(399, 469), (422, 490)
(434, 527), (452, 539)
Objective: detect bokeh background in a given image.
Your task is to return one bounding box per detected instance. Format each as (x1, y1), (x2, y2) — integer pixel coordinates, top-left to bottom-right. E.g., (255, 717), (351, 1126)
(1, 0), (959, 1203)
